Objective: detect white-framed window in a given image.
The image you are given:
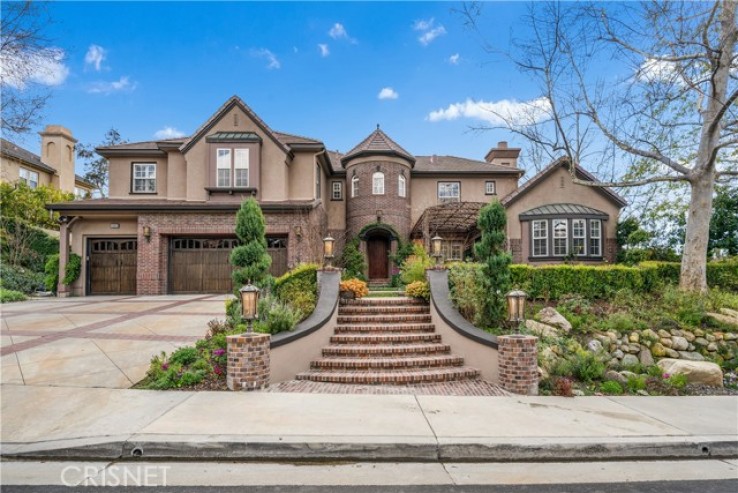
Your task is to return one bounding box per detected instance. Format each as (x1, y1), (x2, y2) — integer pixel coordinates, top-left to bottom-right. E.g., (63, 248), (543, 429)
(442, 241), (464, 261)
(216, 149), (231, 187)
(532, 220), (548, 257)
(316, 164), (321, 198)
(351, 175), (359, 197)
(132, 163), (156, 193)
(234, 149), (249, 187)
(485, 181), (496, 195)
(553, 219), (568, 256)
(372, 172), (384, 195)
(332, 181), (342, 200)
(438, 181), (460, 203)
(398, 174), (406, 198)
(590, 219), (602, 256)
(19, 167), (39, 189)
(572, 219), (586, 256)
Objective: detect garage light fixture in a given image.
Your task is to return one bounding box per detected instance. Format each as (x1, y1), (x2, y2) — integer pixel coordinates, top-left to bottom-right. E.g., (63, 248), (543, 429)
(142, 226), (151, 242)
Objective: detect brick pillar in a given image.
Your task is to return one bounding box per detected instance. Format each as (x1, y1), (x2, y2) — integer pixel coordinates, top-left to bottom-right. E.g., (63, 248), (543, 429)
(498, 335), (539, 395)
(57, 220), (70, 297)
(226, 333), (271, 391)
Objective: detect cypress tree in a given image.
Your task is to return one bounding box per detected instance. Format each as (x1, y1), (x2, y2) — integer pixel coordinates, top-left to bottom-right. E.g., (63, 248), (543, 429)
(474, 200), (512, 329)
(230, 198), (271, 288)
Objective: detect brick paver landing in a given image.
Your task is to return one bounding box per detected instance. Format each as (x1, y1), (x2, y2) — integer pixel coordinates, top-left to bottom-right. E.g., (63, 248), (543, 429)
(266, 379), (509, 396)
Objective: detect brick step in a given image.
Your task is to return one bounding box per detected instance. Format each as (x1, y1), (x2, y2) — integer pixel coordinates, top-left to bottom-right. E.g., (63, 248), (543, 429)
(367, 279), (391, 286)
(310, 355), (465, 371)
(337, 314), (432, 324)
(340, 297), (427, 306)
(322, 343), (451, 358)
(334, 323), (436, 334)
(330, 333), (442, 345)
(295, 367), (481, 385)
(339, 305), (430, 315)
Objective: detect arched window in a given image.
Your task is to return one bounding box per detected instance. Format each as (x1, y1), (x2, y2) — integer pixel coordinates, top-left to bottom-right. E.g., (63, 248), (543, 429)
(372, 172), (384, 195)
(351, 175), (359, 197)
(398, 174), (406, 198)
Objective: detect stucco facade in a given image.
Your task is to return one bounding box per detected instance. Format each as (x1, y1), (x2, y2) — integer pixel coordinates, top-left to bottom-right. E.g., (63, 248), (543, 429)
(48, 95), (625, 296)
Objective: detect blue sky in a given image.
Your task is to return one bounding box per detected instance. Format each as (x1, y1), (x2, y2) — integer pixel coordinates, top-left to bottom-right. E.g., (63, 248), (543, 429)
(18, 1), (548, 173)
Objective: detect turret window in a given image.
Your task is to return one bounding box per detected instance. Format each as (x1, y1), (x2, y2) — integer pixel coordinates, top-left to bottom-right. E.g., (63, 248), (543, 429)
(398, 174), (406, 198)
(372, 172), (384, 195)
(352, 176), (359, 197)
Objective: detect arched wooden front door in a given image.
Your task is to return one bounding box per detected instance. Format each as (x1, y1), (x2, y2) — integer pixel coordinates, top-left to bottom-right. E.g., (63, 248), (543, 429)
(367, 235), (389, 280)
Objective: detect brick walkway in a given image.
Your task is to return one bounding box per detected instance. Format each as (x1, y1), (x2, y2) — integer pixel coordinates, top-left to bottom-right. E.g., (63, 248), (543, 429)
(267, 379), (509, 396)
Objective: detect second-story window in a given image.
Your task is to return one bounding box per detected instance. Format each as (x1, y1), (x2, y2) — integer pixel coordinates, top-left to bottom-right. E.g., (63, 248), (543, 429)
(485, 181), (496, 195)
(372, 172), (384, 195)
(332, 181), (342, 200)
(438, 181), (460, 203)
(398, 174), (406, 198)
(351, 175), (359, 197)
(19, 167), (39, 189)
(132, 163), (156, 193)
(234, 149), (249, 187)
(216, 149), (231, 187)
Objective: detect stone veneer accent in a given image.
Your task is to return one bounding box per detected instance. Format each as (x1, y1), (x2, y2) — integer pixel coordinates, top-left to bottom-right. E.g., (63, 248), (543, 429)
(498, 334), (539, 395)
(509, 238), (523, 264)
(227, 333), (271, 391)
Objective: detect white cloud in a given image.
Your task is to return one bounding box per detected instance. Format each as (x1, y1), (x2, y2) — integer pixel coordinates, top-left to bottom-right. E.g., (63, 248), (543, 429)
(328, 23), (356, 43)
(638, 59), (680, 83)
(84, 44), (106, 71)
(419, 26), (447, 46)
(413, 18), (435, 31)
(378, 87), (399, 100)
(1, 48), (69, 89)
(87, 76), (137, 95)
(318, 44), (330, 57)
(427, 97), (551, 126)
(154, 126), (186, 139)
(449, 53), (460, 65)
(251, 48), (281, 70)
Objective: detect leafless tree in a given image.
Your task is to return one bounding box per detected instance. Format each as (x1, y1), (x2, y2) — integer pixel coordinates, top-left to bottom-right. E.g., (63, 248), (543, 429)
(464, 1), (737, 293)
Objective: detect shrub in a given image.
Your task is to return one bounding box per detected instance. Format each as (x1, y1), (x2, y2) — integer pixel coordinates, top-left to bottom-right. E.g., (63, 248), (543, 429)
(0, 217), (59, 271)
(405, 281), (430, 301)
(274, 263), (318, 319)
(340, 278), (369, 298)
(400, 244), (432, 284)
(665, 373), (688, 390)
(257, 295), (303, 334)
(0, 264), (45, 294)
(448, 262), (486, 326)
(63, 253), (82, 285)
(568, 350), (605, 383)
(0, 288), (27, 303)
(44, 253), (82, 292)
(340, 237), (366, 280)
(169, 346), (199, 366)
(626, 375), (647, 392)
(601, 380), (624, 395)
(474, 200), (512, 328)
(230, 198), (271, 289)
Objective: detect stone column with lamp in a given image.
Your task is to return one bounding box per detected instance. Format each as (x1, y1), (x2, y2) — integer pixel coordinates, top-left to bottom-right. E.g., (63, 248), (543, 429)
(498, 290), (539, 395)
(226, 283), (271, 391)
(323, 235), (335, 269)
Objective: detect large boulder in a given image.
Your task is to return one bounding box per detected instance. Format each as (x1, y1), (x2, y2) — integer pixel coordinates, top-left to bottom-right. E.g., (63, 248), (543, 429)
(525, 320), (560, 339)
(708, 312), (738, 327)
(536, 307), (572, 332)
(657, 358), (723, 387)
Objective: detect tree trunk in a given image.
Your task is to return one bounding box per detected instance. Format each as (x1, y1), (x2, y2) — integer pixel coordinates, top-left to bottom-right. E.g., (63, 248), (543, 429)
(680, 171), (715, 293)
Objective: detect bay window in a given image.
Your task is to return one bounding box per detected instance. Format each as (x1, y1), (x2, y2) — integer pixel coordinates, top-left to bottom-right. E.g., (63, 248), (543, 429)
(553, 219), (568, 256)
(572, 219), (586, 256)
(590, 219), (602, 256)
(532, 220), (548, 257)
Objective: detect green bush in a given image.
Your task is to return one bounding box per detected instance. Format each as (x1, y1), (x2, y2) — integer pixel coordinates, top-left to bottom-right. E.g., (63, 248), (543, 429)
(626, 375), (647, 392)
(44, 253), (82, 292)
(474, 200), (512, 328)
(405, 280), (430, 301)
(274, 263), (318, 319)
(0, 264), (45, 294)
(340, 237), (366, 280)
(400, 244), (432, 285)
(0, 217), (60, 272)
(568, 350), (605, 383)
(601, 380), (624, 395)
(0, 288), (27, 303)
(169, 346), (199, 366)
(665, 373), (688, 390)
(63, 253), (82, 285)
(448, 262), (486, 327)
(257, 295), (303, 334)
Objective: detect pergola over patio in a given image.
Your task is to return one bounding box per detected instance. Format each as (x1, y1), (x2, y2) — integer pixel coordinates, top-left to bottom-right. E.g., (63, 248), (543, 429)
(410, 201), (486, 250)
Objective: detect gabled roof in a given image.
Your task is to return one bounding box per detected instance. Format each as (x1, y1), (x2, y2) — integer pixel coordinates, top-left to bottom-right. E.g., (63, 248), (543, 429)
(341, 127), (415, 166)
(1, 138), (57, 175)
(501, 157), (628, 208)
(179, 95), (291, 155)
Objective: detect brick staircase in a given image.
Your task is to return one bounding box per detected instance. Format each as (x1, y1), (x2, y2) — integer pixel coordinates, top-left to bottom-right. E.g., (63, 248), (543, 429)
(296, 297), (481, 385)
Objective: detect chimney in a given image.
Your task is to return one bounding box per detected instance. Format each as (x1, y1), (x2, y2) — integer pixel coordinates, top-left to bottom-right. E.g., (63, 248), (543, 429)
(39, 125), (78, 193)
(484, 140), (520, 167)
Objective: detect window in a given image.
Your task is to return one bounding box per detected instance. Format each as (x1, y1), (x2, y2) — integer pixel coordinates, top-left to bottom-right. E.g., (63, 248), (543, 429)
(234, 149), (249, 187)
(132, 163), (156, 193)
(316, 164), (322, 198)
(485, 181), (496, 195)
(216, 149), (231, 187)
(19, 167), (39, 189)
(590, 219), (602, 256)
(442, 241), (463, 261)
(332, 181), (343, 200)
(532, 220), (548, 257)
(572, 219), (586, 256)
(553, 219), (568, 256)
(438, 181), (460, 203)
(351, 176), (359, 197)
(372, 172), (384, 195)
(398, 174), (406, 198)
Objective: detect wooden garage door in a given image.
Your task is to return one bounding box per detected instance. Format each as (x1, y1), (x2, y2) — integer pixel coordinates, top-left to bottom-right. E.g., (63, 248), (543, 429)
(267, 236), (288, 277)
(88, 238), (138, 295)
(169, 238), (238, 294)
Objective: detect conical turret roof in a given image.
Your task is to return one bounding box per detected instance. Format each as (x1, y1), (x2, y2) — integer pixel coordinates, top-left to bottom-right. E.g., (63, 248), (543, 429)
(340, 126), (415, 167)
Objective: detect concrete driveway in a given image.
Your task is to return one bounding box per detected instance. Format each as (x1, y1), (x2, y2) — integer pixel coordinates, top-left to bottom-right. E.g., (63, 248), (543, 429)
(1, 294), (228, 388)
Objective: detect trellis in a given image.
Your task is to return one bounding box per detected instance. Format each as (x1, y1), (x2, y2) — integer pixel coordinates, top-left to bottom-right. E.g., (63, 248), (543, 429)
(410, 201), (486, 250)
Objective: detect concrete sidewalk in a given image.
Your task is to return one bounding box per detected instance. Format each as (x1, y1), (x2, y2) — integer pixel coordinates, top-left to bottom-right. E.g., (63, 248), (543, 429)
(1, 384), (736, 462)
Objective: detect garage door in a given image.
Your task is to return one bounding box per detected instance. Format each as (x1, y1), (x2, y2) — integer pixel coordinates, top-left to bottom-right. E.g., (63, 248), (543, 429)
(267, 236), (288, 277)
(88, 238), (138, 295)
(169, 238), (237, 294)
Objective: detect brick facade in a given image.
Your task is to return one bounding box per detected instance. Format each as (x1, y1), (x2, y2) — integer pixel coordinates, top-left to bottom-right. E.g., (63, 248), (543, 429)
(498, 334), (539, 395)
(509, 238), (522, 263)
(226, 333), (271, 391)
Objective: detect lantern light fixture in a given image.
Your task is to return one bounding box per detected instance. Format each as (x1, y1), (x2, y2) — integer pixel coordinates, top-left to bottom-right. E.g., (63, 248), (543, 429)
(431, 234), (443, 267)
(142, 225), (151, 242)
(505, 289), (528, 333)
(323, 235), (335, 268)
(239, 283), (261, 333)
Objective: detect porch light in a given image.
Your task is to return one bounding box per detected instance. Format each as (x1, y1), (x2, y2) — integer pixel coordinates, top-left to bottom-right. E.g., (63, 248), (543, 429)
(239, 283), (261, 333)
(142, 226), (151, 242)
(323, 235), (335, 268)
(506, 290), (527, 332)
(431, 234), (443, 266)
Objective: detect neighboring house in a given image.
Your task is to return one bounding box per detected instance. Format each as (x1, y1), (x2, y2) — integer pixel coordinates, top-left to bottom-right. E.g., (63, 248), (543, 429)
(1, 125), (96, 199)
(47, 96), (625, 297)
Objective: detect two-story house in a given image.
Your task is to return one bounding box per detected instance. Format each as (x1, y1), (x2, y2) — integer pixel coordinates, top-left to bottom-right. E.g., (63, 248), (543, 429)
(48, 96), (625, 296)
(1, 125), (96, 199)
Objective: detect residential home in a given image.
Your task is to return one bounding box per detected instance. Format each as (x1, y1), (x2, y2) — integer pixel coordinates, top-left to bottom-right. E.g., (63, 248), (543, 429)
(48, 96), (625, 297)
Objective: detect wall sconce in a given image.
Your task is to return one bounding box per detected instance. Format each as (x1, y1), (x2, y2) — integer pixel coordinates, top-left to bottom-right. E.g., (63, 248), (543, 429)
(376, 209), (383, 223)
(431, 234), (443, 267)
(142, 226), (151, 242)
(506, 290), (528, 333)
(323, 235), (335, 269)
(239, 283), (261, 334)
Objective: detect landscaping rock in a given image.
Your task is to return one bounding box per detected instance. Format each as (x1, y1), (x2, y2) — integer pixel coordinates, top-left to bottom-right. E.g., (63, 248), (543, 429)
(721, 308), (738, 319)
(651, 342), (666, 357)
(619, 370), (638, 380)
(664, 348), (681, 359)
(694, 337), (709, 347)
(706, 334), (717, 342)
(683, 332), (696, 342)
(637, 390), (650, 396)
(707, 313), (738, 327)
(657, 358), (723, 387)
(539, 347), (559, 372)
(693, 328), (705, 337)
(639, 347), (654, 367)
(587, 339), (603, 353)
(725, 333), (738, 341)
(677, 351), (705, 361)
(660, 338), (673, 348)
(538, 366), (549, 380)
(707, 342), (718, 352)
(629, 332), (640, 343)
(612, 349), (624, 359)
(658, 329), (671, 338)
(605, 370), (626, 384)
(525, 320), (561, 339)
(627, 344), (641, 353)
(671, 336), (689, 351)
(622, 354), (639, 367)
(536, 307), (572, 332)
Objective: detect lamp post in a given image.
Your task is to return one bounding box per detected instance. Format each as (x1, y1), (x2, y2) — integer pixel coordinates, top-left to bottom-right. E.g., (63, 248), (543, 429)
(323, 235), (335, 269)
(239, 283), (260, 333)
(431, 234), (443, 268)
(505, 289), (527, 333)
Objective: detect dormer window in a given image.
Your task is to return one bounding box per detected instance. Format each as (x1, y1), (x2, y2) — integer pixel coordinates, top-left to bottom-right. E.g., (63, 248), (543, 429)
(372, 172), (384, 195)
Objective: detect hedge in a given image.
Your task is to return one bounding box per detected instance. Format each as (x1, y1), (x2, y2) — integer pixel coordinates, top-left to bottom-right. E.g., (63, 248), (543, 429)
(274, 263), (319, 319)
